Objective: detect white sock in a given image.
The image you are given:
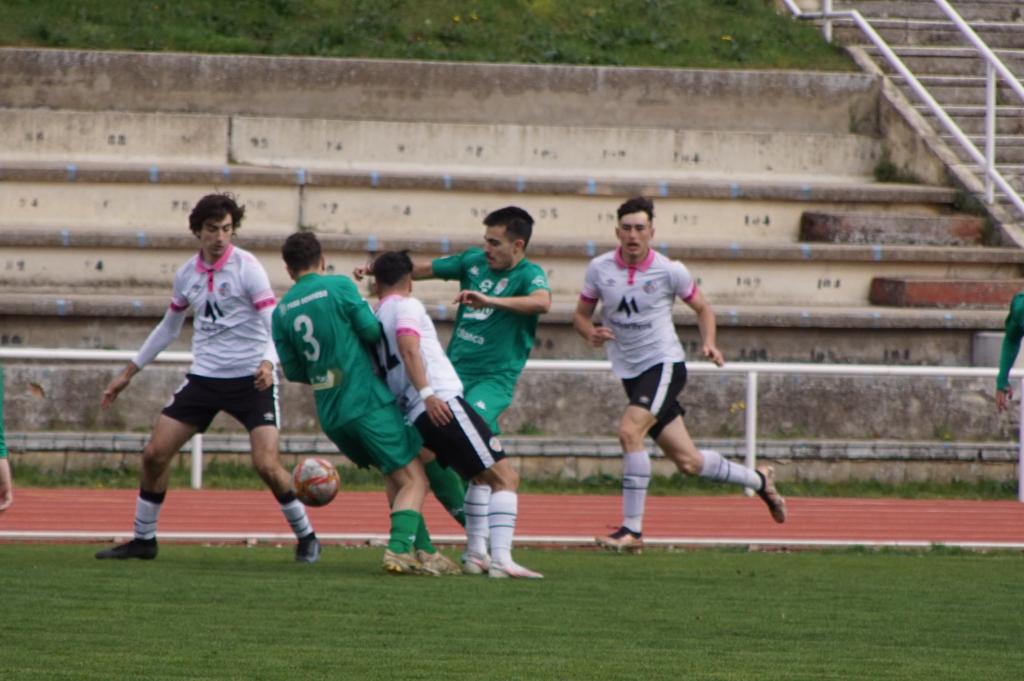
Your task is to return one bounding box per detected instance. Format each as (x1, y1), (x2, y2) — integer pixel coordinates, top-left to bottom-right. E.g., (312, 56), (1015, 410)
(622, 450), (651, 534)
(280, 499), (314, 539)
(488, 490), (518, 566)
(699, 449), (762, 490)
(133, 496), (162, 540)
(465, 483), (491, 556)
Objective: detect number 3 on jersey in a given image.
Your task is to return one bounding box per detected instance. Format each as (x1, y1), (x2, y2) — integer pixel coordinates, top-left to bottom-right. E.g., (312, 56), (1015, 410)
(294, 314), (321, 361)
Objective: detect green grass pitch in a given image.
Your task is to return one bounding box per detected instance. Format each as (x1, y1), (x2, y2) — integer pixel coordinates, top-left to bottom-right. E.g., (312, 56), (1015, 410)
(2, 543), (1023, 680)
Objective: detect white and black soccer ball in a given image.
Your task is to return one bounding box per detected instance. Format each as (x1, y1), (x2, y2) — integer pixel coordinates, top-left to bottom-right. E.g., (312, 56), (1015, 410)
(292, 457), (341, 507)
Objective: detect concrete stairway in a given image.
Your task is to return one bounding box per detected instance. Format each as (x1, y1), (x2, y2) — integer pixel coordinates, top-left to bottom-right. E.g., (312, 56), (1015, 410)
(803, 0), (1024, 216)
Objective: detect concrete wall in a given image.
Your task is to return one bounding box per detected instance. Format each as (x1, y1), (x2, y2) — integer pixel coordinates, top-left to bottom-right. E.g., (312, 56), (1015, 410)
(1, 363), (1010, 442)
(0, 48), (880, 133)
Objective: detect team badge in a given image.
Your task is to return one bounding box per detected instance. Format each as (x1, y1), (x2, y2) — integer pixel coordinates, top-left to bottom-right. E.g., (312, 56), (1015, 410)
(642, 280), (657, 294)
(218, 281), (232, 296)
(493, 278), (509, 295)
(489, 437), (504, 453)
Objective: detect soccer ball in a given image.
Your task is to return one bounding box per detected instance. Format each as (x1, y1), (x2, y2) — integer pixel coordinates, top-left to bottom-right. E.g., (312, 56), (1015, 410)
(292, 457), (341, 507)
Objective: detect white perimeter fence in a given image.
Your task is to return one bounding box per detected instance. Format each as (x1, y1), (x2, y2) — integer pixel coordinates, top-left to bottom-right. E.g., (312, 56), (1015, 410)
(2, 347), (1022, 501)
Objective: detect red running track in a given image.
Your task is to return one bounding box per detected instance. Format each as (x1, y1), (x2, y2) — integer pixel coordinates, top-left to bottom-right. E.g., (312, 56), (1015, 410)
(3, 488), (1024, 549)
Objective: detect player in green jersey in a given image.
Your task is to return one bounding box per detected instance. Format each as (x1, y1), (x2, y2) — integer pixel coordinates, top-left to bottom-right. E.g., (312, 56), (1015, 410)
(273, 232), (459, 576)
(357, 206), (551, 572)
(996, 292), (1024, 412)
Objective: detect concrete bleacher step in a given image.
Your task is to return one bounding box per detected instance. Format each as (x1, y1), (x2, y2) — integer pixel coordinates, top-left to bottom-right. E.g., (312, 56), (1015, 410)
(917, 106), (1024, 136)
(231, 116), (883, 178)
(0, 109), (228, 165)
(942, 135), (1024, 165)
(888, 75), (1023, 107)
(834, 19), (1024, 49)
(0, 108), (882, 178)
(0, 291), (1007, 366)
(869, 277), (1024, 308)
(3, 229), (1023, 308)
(868, 46), (1024, 78)
(799, 210), (986, 246)
(0, 162), (957, 243)
(828, 0), (1024, 23)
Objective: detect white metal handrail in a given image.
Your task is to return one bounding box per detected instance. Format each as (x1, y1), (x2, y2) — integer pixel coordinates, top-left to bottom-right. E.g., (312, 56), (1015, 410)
(2, 347), (1023, 501)
(782, 0), (1024, 217)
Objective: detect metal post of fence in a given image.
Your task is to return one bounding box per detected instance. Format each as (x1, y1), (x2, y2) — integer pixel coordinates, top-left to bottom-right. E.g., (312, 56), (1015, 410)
(985, 62), (997, 205)
(822, 0), (833, 43)
(744, 371), (758, 497)
(191, 435), (203, 490)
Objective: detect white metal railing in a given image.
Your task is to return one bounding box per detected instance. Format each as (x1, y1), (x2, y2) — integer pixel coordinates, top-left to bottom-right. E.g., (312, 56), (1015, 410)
(2, 347), (1023, 501)
(782, 0), (1024, 218)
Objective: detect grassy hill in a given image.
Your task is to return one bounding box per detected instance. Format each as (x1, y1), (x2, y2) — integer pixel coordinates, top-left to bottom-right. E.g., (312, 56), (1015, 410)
(0, 0), (853, 70)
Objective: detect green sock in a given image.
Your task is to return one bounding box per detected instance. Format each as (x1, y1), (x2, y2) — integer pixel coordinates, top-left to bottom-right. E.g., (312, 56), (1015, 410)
(424, 459), (467, 527)
(388, 509), (421, 554)
(414, 515), (436, 554)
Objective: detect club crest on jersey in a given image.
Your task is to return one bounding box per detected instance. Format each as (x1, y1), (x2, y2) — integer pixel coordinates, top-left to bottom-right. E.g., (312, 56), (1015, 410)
(642, 280), (657, 294)
(218, 281), (232, 296)
(493, 278), (509, 295)
(489, 437), (503, 452)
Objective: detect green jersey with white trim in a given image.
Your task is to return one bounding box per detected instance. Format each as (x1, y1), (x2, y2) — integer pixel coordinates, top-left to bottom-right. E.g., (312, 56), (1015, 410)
(432, 248), (549, 378)
(272, 273), (394, 430)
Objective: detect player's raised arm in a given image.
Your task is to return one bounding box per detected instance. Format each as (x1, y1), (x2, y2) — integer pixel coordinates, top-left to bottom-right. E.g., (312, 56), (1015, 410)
(354, 258), (434, 281)
(454, 287), (551, 315)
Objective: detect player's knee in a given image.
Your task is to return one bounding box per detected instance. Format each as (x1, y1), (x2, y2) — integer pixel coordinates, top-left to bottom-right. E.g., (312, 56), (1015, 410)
(667, 448), (702, 476)
(141, 442), (173, 469)
(489, 462), (519, 492)
(617, 424), (645, 452)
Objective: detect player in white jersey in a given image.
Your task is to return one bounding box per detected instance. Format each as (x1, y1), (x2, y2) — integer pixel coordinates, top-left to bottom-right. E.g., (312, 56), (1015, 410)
(574, 197), (786, 553)
(371, 250), (542, 578)
(95, 194), (319, 563)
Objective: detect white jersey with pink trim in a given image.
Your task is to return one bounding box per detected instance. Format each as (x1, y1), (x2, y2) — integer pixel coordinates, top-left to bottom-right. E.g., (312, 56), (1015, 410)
(580, 248), (696, 379)
(376, 294), (463, 422)
(169, 244), (277, 378)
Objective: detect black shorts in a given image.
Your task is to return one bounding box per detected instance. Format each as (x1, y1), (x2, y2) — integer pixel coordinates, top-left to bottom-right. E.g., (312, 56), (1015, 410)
(414, 396), (506, 481)
(162, 373), (279, 433)
(621, 362), (687, 439)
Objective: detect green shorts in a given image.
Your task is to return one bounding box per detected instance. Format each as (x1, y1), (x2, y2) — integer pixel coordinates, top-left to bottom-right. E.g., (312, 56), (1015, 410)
(324, 404), (422, 475)
(459, 372), (518, 435)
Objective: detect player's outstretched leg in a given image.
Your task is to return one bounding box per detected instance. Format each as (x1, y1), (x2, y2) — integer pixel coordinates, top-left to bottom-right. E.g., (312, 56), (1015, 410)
(423, 455), (467, 527)
(250, 426), (320, 562)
